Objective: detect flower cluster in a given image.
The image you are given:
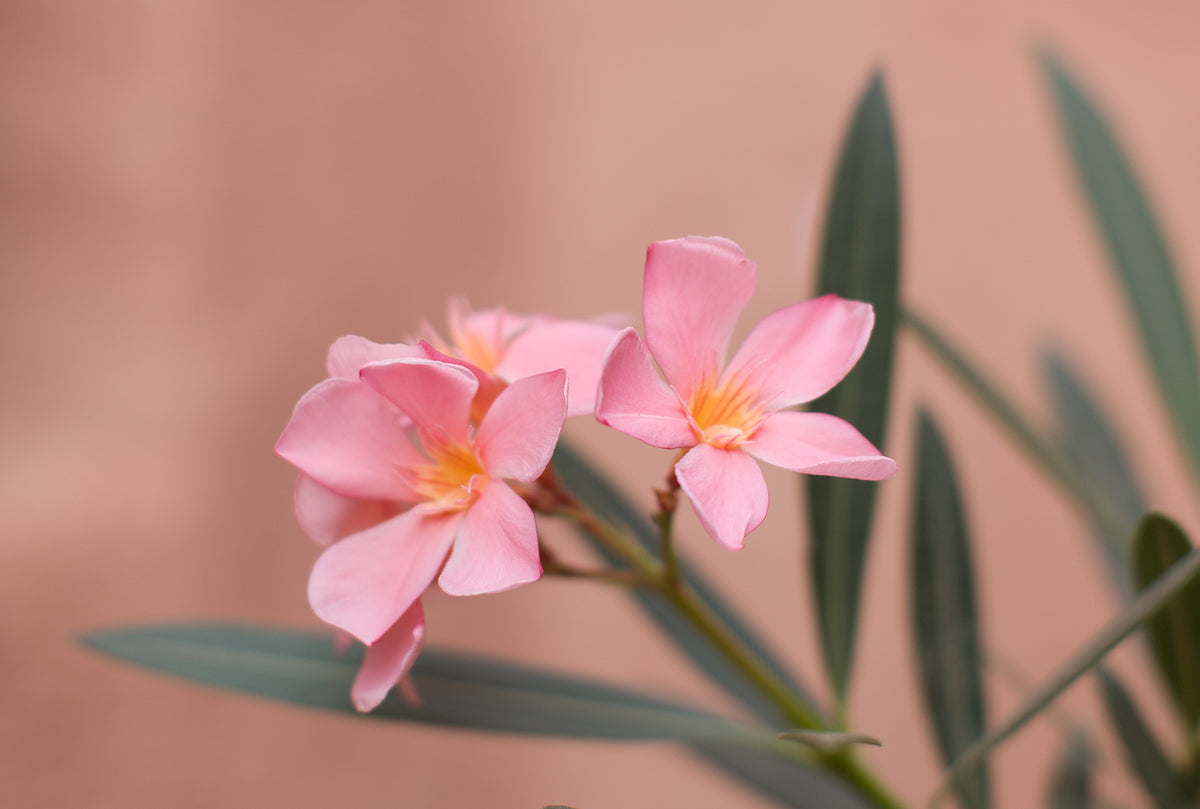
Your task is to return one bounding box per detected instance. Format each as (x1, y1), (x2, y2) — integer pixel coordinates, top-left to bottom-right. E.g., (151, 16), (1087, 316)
(276, 237), (895, 710)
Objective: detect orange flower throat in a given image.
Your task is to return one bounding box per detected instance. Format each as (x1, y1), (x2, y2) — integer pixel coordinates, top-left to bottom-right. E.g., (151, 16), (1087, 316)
(412, 440), (487, 513)
(686, 374), (765, 449)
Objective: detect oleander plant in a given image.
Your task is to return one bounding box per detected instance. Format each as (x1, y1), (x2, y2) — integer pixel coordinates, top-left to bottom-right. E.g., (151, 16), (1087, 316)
(81, 53), (1200, 809)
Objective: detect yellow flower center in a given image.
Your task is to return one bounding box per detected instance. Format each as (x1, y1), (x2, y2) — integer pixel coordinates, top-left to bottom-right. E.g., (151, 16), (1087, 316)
(687, 374), (765, 449)
(412, 439), (487, 512)
(454, 330), (502, 375)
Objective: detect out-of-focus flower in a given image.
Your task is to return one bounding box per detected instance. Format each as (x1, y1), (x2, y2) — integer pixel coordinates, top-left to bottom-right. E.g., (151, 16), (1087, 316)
(276, 358), (567, 647)
(420, 298), (621, 417)
(596, 236), (896, 550)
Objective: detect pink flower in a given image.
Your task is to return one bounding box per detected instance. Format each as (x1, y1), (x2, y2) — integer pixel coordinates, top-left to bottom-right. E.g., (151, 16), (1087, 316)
(420, 298), (621, 417)
(350, 600), (425, 711)
(276, 358), (567, 646)
(595, 236), (897, 550)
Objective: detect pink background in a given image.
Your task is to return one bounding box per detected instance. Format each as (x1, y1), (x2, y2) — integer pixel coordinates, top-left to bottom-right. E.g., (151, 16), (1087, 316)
(4, 2), (1200, 807)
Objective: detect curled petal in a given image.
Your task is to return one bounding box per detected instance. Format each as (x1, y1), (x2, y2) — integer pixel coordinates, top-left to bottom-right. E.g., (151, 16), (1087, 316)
(308, 510), (458, 644)
(293, 474), (398, 546)
(675, 444), (768, 551)
(276, 379), (422, 501)
(643, 236), (757, 398)
(415, 340), (507, 422)
(326, 335), (422, 379)
(744, 411), (897, 480)
(476, 369), (567, 482)
(351, 601), (426, 712)
(595, 328), (695, 449)
(726, 294), (873, 409)
(500, 320), (623, 416)
(360, 359), (478, 443)
(438, 482), (541, 595)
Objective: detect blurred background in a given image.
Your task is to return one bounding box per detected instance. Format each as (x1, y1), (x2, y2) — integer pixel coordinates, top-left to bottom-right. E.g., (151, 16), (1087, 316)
(4, 2), (1200, 807)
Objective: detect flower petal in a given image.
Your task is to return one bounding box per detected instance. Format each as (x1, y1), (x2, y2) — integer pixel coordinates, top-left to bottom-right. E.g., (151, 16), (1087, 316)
(308, 510), (458, 644)
(476, 369), (567, 481)
(276, 379), (422, 501)
(726, 294), (874, 409)
(360, 358), (478, 443)
(415, 340), (507, 421)
(643, 236), (757, 397)
(351, 600), (425, 712)
(438, 482), (541, 595)
(744, 411), (897, 480)
(595, 328), (695, 449)
(326, 335), (422, 379)
(293, 473), (399, 546)
(675, 444), (768, 551)
(500, 320), (623, 416)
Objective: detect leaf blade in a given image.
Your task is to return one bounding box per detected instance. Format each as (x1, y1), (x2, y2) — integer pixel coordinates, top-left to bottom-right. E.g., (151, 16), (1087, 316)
(1096, 667), (1189, 809)
(1045, 735), (1094, 809)
(1040, 51), (1200, 487)
(911, 411), (991, 809)
(807, 69), (902, 701)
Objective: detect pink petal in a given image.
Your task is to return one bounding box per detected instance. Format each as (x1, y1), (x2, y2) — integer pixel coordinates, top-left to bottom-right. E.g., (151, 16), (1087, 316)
(360, 359), (478, 444)
(744, 411), (897, 480)
(476, 369), (567, 482)
(675, 444), (768, 551)
(438, 482), (541, 595)
(276, 379), (422, 501)
(326, 335), (422, 379)
(595, 328), (695, 449)
(725, 294), (874, 409)
(293, 474), (399, 546)
(351, 600), (426, 712)
(415, 340), (507, 418)
(643, 236), (757, 398)
(449, 298), (531, 351)
(500, 320), (623, 416)
(308, 510), (458, 644)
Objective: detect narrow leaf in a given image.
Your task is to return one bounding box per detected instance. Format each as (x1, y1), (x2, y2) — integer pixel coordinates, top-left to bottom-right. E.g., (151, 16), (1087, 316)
(929, 534), (1200, 809)
(551, 442), (820, 726)
(807, 69), (902, 701)
(80, 623), (753, 742)
(911, 411), (990, 809)
(1096, 667), (1189, 809)
(1046, 735), (1094, 809)
(777, 730), (882, 752)
(1044, 349), (1147, 577)
(691, 743), (876, 809)
(1131, 514), (1200, 730)
(1041, 51), (1200, 488)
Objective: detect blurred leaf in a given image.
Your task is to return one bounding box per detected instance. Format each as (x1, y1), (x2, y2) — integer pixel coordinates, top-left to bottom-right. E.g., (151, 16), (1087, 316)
(1096, 667), (1189, 808)
(1044, 349), (1147, 576)
(81, 623), (759, 742)
(807, 69), (902, 702)
(1046, 735), (1094, 809)
(1041, 51), (1200, 487)
(1131, 514), (1200, 730)
(691, 743), (876, 809)
(777, 730), (882, 752)
(911, 411), (991, 809)
(551, 442), (820, 726)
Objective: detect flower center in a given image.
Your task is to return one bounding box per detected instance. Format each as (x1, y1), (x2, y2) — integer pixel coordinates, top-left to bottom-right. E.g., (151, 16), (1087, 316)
(687, 374), (765, 449)
(412, 439), (487, 512)
(454, 330), (502, 374)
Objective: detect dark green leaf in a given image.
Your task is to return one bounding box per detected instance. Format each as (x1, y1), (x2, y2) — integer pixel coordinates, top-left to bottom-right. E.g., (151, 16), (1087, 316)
(807, 69), (902, 702)
(911, 411), (990, 809)
(1040, 51), (1200, 487)
(1043, 349), (1147, 577)
(1046, 735), (1094, 809)
(690, 743), (876, 809)
(80, 623), (755, 742)
(1096, 667), (1189, 808)
(1131, 514), (1200, 729)
(551, 442), (820, 726)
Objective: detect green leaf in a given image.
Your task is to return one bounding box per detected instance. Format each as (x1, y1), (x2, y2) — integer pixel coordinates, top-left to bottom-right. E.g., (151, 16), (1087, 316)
(551, 442), (820, 726)
(1096, 667), (1189, 809)
(1131, 514), (1200, 730)
(807, 69), (902, 702)
(80, 623), (756, 742)
(690, 743), (876, 809)
(911, 411), (990, 809)
(777, 730), (882, 752)
(1045, 735), (1094, 809)
(1040, 51), (1200, 488)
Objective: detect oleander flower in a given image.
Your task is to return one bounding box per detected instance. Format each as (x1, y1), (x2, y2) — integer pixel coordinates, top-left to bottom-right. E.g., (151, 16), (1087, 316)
(420, 297), (620, 417)
(276, 357), (567, 647)
(596, 236), (897, 550)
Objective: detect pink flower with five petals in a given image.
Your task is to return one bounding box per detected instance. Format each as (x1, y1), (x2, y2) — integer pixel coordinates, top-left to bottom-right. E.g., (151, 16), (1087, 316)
(276, 358), (567, 707)
(595, 236), (897, 550)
